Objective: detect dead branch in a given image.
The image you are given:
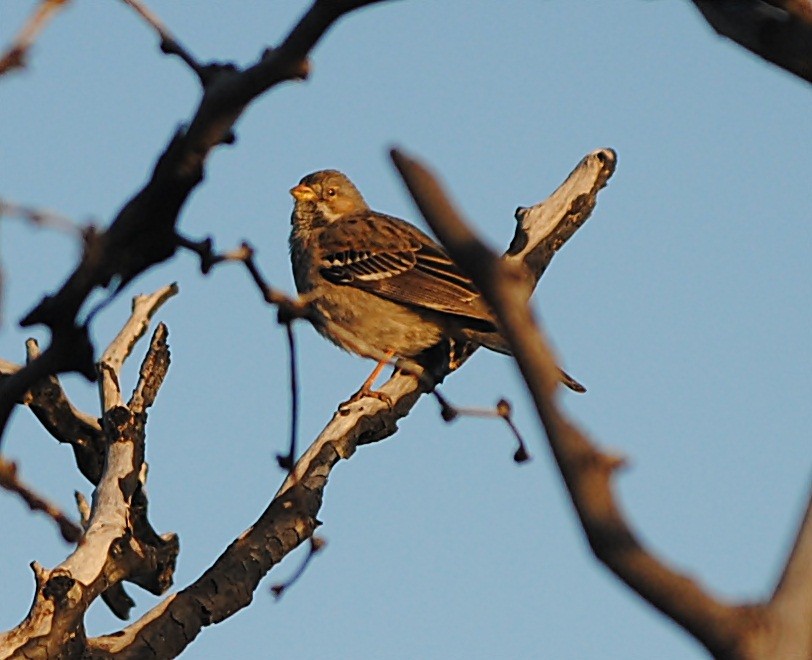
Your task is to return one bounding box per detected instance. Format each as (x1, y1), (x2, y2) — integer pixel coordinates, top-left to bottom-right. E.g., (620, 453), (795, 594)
(0, 286), (179, 656)
(692, 0), (812, 85)
(0, 0), (71, 77)
(0, 342), (105, 483)
(766, 486), (812, 657)
(0, 0), (393, 451)
(432, 391), (530, 463)
(0, 457), (81, 543)
(390, 147), (812, 660)
(98, 284), (178, 412)
(73, 148), (612, 656)
(118, 0), (205, 80)
(0, 197), (83, 235)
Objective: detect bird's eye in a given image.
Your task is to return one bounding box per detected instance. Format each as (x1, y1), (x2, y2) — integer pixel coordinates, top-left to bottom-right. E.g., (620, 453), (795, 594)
(326, 188), (337, 197)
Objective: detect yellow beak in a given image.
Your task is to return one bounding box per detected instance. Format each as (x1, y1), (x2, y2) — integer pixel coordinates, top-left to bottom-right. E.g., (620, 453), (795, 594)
(290, 183), (316, 201)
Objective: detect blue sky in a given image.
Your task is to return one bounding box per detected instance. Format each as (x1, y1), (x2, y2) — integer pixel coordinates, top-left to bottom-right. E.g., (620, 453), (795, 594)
(1, 2), (810, 658)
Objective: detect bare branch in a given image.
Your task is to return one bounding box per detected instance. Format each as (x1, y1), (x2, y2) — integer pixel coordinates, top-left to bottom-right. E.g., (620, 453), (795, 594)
(128, 323), (171, 414)
(505, 149), (617, 284)
(0, 322), (96, 451)
(765, 484), (812, 657)
(389, 147), (777, 658)
(10, 339), (107, 483)
(433, 391), (530, 463)
(0, 0), (71, 77)
(692, 0), (812, 84)
(0, 405), (164, 650)
(0, 286), (180, 652)
(0, 338), (133, 486)
(118, 0), (205, 80)
(0, 0), (394, 451)
(98, 284), (178, 412)
(0, 458), (81, 543)
(0, 197), (84, 235)
(81, 148), (608, 656)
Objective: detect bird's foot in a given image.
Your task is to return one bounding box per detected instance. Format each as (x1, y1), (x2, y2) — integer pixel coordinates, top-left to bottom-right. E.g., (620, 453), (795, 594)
(339, 386), (393, 410)
(338, 350), (396, 410)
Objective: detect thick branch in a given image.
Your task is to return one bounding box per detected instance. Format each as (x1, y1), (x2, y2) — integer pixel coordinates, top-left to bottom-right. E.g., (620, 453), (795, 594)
(505, 149), (616, 283)
(0, 0), (392, 451)
(82, 150), (609, 656)
(1, 347), (105, 484)
(389, 148), (780, 658)
(692, 0), (812, 84)
(764, 484), (812, 657)
(0, 288), (179, 655)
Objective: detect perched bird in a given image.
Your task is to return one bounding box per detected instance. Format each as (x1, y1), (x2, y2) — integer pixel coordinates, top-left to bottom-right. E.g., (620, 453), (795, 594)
(289, 169), (584, 401)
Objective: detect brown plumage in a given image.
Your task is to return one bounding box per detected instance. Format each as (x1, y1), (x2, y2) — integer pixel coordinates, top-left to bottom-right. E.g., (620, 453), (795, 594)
(289, 169), (584, 396)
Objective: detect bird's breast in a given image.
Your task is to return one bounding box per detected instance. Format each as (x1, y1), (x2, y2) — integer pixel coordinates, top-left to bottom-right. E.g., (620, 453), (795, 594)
(289, 227), (322, 294)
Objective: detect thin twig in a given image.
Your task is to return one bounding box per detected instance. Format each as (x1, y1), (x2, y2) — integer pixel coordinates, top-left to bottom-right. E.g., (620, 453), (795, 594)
(0, 197), (84, 235)
(98, 284), (178, 411)
(0, 0), (71, 77)
(0, 458), (81, 543)
(433, 391), (530, 463)
(277, 323), (299, 472)
(270, 536), (326, 599)
(175, 234), (252, 274)
(118, 0), (204, 80)
(6, 0), (391, 456)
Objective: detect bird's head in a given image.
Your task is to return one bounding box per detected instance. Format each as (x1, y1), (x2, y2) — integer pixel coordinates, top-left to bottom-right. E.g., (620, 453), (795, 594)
(290, 169), (369, 224)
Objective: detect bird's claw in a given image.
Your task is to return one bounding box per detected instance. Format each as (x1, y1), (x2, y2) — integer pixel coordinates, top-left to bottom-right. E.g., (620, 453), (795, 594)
(340, 387), (393, 410)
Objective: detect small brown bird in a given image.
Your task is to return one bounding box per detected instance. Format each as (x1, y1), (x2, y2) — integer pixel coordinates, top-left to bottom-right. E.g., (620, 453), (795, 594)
(289, 169), (584, 401)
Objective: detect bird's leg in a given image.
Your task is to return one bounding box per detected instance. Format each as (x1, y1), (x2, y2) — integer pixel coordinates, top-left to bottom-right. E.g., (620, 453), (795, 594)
(343, 349), (396, 407)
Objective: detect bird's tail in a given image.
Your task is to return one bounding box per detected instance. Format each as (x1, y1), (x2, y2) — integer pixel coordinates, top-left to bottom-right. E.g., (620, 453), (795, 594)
(558, 367), (586, 393)
(469, 330), (586, 393)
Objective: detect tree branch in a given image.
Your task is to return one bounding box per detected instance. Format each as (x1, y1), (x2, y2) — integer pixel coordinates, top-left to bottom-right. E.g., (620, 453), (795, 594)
(0, 457), (81, 543)
(692, 0), (812, 84)
(0, 287), (180, 655)
(118, 0), (204, 79)
(387, 147), (803, 658)
(98, 284), (178, 412)
(0, 0), (394, 451)
(79, 148), (610, 656)
(0, 344), (106, 484)
(0, 0), (71, 77)
(765, 484), (812, 657)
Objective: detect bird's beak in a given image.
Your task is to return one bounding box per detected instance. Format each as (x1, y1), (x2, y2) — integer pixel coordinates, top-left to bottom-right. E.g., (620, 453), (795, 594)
(290, 183), (316, 201)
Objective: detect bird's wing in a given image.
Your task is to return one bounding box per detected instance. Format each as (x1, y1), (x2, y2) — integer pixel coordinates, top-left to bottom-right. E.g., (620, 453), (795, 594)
(317, 212), (497, 325)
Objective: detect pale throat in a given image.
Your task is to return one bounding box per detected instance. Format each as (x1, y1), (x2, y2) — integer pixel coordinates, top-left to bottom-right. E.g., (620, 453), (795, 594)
(316, 200), (344, 222)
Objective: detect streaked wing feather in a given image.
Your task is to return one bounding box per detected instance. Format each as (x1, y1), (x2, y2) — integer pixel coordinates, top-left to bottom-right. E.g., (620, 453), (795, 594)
(370, 267), (496, 323)
(317, 212), (496, 324)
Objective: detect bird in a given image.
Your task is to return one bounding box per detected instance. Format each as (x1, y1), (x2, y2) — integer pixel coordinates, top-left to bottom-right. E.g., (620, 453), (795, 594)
(288, 169), (584, 402)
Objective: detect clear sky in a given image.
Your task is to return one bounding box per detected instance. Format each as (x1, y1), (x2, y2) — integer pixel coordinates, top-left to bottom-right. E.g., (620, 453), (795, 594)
(1, 2), (810, 658)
